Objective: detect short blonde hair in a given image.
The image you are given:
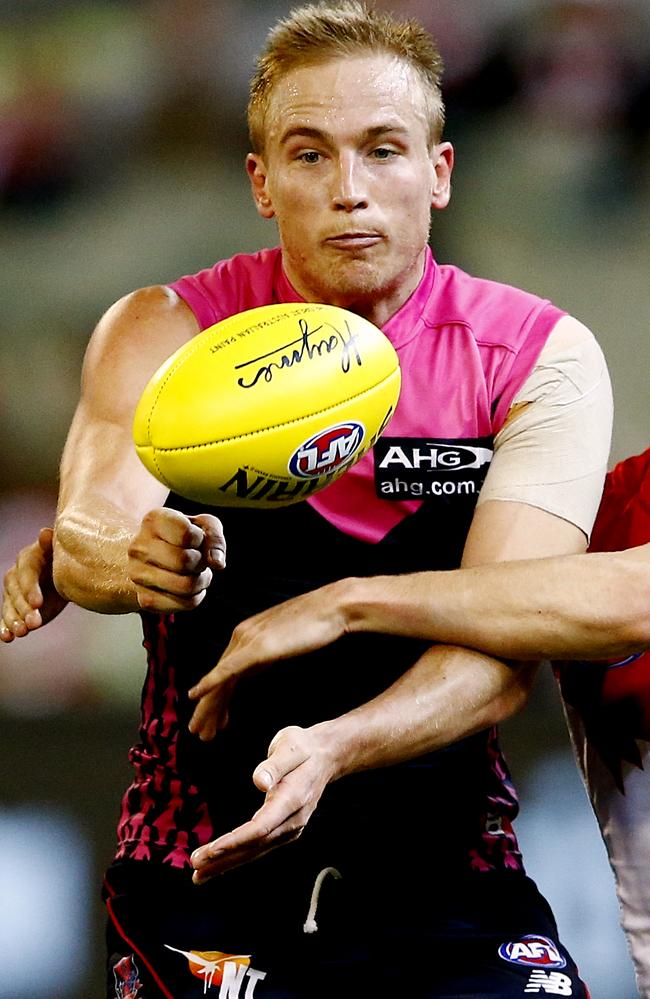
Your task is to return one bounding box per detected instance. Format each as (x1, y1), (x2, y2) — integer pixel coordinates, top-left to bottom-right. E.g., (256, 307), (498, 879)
(248, 1), (445, 155)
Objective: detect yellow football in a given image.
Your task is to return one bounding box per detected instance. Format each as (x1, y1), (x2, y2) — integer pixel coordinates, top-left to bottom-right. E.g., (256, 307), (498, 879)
(133, 302), (401, 507)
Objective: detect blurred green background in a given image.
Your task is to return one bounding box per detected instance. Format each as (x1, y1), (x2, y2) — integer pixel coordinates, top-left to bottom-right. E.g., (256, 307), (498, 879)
(1, 1), (649, 996)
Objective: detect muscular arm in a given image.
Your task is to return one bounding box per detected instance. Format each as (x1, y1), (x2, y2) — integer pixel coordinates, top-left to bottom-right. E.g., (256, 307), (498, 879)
(337, 544), (650, 662)
(190, 500), (587, 880)
(317, 499), (587, 773)
(53, 285), (225, 614)
(186, 538), (650, 742)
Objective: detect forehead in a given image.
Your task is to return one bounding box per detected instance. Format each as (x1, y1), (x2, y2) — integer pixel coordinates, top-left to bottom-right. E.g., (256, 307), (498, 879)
(264, 54), (430, 147)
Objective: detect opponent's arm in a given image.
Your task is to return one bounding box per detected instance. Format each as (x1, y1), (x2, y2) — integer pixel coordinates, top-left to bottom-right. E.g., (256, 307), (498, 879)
(317, 498), (589, 770)
(335, 545), (650, 660)
(53, 285), (226, 614)
(191, 499), (585, 881)
(1, 529), (69, 642)
(184, 547), (650, 686)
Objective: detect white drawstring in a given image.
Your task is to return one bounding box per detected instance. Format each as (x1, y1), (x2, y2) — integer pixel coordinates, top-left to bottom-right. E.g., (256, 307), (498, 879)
(303, 866), (342, 934)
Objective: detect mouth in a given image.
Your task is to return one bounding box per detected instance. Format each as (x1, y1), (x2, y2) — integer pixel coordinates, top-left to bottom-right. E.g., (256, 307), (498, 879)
(325, 232), (383, 250)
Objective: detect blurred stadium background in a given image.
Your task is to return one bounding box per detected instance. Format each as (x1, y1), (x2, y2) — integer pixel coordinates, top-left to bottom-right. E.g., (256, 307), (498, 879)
(1, 0), (649, 996)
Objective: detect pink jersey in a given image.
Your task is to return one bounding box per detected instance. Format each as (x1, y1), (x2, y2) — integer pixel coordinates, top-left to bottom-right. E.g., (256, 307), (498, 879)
(115, 246), (565, 874)
(171, 246), (563, 543)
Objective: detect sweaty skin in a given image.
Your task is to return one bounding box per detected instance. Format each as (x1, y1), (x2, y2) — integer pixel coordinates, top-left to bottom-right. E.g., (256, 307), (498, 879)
(186, 543), (650, 738)
(247, 55), (453, 327)
(51, 286), (227, 617)
(3, 54), (599, 884)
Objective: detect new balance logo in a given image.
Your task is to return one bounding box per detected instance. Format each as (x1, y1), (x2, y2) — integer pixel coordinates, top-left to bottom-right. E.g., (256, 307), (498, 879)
(524, 970), (573, 995)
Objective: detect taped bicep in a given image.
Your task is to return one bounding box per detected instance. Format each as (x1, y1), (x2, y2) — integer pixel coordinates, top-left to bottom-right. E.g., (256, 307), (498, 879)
(477, 317), (613, 540)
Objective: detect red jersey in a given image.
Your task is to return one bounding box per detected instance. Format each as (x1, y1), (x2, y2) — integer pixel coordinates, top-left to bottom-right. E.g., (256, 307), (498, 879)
(559, 448), (650, 788)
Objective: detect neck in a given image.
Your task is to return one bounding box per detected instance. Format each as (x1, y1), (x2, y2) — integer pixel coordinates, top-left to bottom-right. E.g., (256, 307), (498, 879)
(283, 249), (428, 328)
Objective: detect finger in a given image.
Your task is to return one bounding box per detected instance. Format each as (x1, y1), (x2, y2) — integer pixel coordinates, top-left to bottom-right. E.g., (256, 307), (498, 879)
(136, 585), (209, 614)
(129, 535), (207, 575)
(196, 788), (303, 859)
(191, 838), (285, 882)
(188, 658), (237, 700)
(1, 617), (27, 639)
(192, 831), (299, 882)
(187, 619), (271, 702)
(1, 602), (18, 639)
(37, 527), (55, 553)
(4, 570), (36, 624)
(191, 795), (305, 880)
(130, 564), (213, 599)
(15, 553), (44, 610)
(23, 609), (44, 630)
(2, 576), (18, 626)
(187, 690), (230, 740)
(0, 622), (15, 642)
(142, 508), (206, 549)
(191, 513), (226, 569)
(255, 728), (309, 791)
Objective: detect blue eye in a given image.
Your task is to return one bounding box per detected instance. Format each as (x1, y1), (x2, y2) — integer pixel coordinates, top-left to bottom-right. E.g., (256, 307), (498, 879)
(372, 147), (396, 159)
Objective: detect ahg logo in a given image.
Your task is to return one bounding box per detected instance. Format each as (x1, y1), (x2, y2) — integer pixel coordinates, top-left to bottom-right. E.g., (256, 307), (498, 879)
(377, 442), (492, 471)
(374, 436), (493, 502)
(289, 422), (365, 478)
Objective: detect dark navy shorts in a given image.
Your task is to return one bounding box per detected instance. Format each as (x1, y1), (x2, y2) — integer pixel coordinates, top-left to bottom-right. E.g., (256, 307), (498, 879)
(103, 856), (590, 998)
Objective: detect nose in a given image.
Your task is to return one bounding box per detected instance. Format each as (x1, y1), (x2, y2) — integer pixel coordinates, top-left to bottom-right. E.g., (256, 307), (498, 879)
(332, 154), (368, 212)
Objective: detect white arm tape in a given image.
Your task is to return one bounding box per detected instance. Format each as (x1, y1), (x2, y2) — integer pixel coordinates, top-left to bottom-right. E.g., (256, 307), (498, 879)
(477, 316), (613, 539)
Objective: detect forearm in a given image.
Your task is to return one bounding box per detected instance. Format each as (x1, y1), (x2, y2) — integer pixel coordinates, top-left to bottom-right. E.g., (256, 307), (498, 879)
(341, 549), (650, 661)
(319, 643), (537, 779)
(53, 499), (140, 613)
(189, 641), (535, 881)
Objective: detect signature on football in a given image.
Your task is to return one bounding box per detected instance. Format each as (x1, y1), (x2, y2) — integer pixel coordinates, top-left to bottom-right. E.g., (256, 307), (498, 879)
(235, 319), (362, 388)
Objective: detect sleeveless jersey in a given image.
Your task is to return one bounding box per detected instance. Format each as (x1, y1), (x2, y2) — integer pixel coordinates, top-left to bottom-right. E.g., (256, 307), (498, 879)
(115, 246), (565, 880)
(558, 448), (650, 785)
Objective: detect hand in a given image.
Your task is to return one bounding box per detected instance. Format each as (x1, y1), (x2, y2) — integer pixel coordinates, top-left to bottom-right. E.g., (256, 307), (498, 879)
(187, 581), (349, 739)
(190, 723), (337, 883)
(128, 508), (226, 613)
(1, 528), (68, 642)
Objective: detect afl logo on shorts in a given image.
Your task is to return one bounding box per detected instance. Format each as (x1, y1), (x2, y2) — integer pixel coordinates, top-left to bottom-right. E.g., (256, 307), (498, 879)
(498, 935), (566, 969)
(289, 422), (365, 478)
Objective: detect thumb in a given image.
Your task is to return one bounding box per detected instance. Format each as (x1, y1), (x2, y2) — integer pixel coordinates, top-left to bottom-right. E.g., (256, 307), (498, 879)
(253, 726), (307, 792)
(191, 514), (226, 569)
(37, 527), (55, 556)
(253, 764), (276, 792)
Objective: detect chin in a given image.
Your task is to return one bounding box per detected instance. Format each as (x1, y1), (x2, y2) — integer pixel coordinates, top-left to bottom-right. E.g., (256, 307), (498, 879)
(314, 261), (397, 306)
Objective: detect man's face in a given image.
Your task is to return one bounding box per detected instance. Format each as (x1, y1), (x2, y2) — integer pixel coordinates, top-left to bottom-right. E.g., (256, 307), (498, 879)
(247, 54), (453, 325)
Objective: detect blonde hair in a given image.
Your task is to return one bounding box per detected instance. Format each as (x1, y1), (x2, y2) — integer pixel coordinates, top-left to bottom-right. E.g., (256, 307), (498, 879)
(248, 1), (445, 155)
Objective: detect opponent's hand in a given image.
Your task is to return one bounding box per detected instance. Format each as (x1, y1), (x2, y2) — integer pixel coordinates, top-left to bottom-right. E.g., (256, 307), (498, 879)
(1, 528), (68, 642)
(187, 582), (349, 740)
(128, 508), (226, 613)
(190, 723), (337, 883)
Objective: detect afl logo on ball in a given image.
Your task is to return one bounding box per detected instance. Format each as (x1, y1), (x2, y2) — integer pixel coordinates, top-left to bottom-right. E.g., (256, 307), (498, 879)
(498, 935), (566, 969)
(289, 422), (365, 478)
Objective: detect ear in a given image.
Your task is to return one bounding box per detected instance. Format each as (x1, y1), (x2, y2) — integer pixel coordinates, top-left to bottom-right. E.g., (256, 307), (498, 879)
(246, 153), (275, 219)
(430, 141), (454, 211)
